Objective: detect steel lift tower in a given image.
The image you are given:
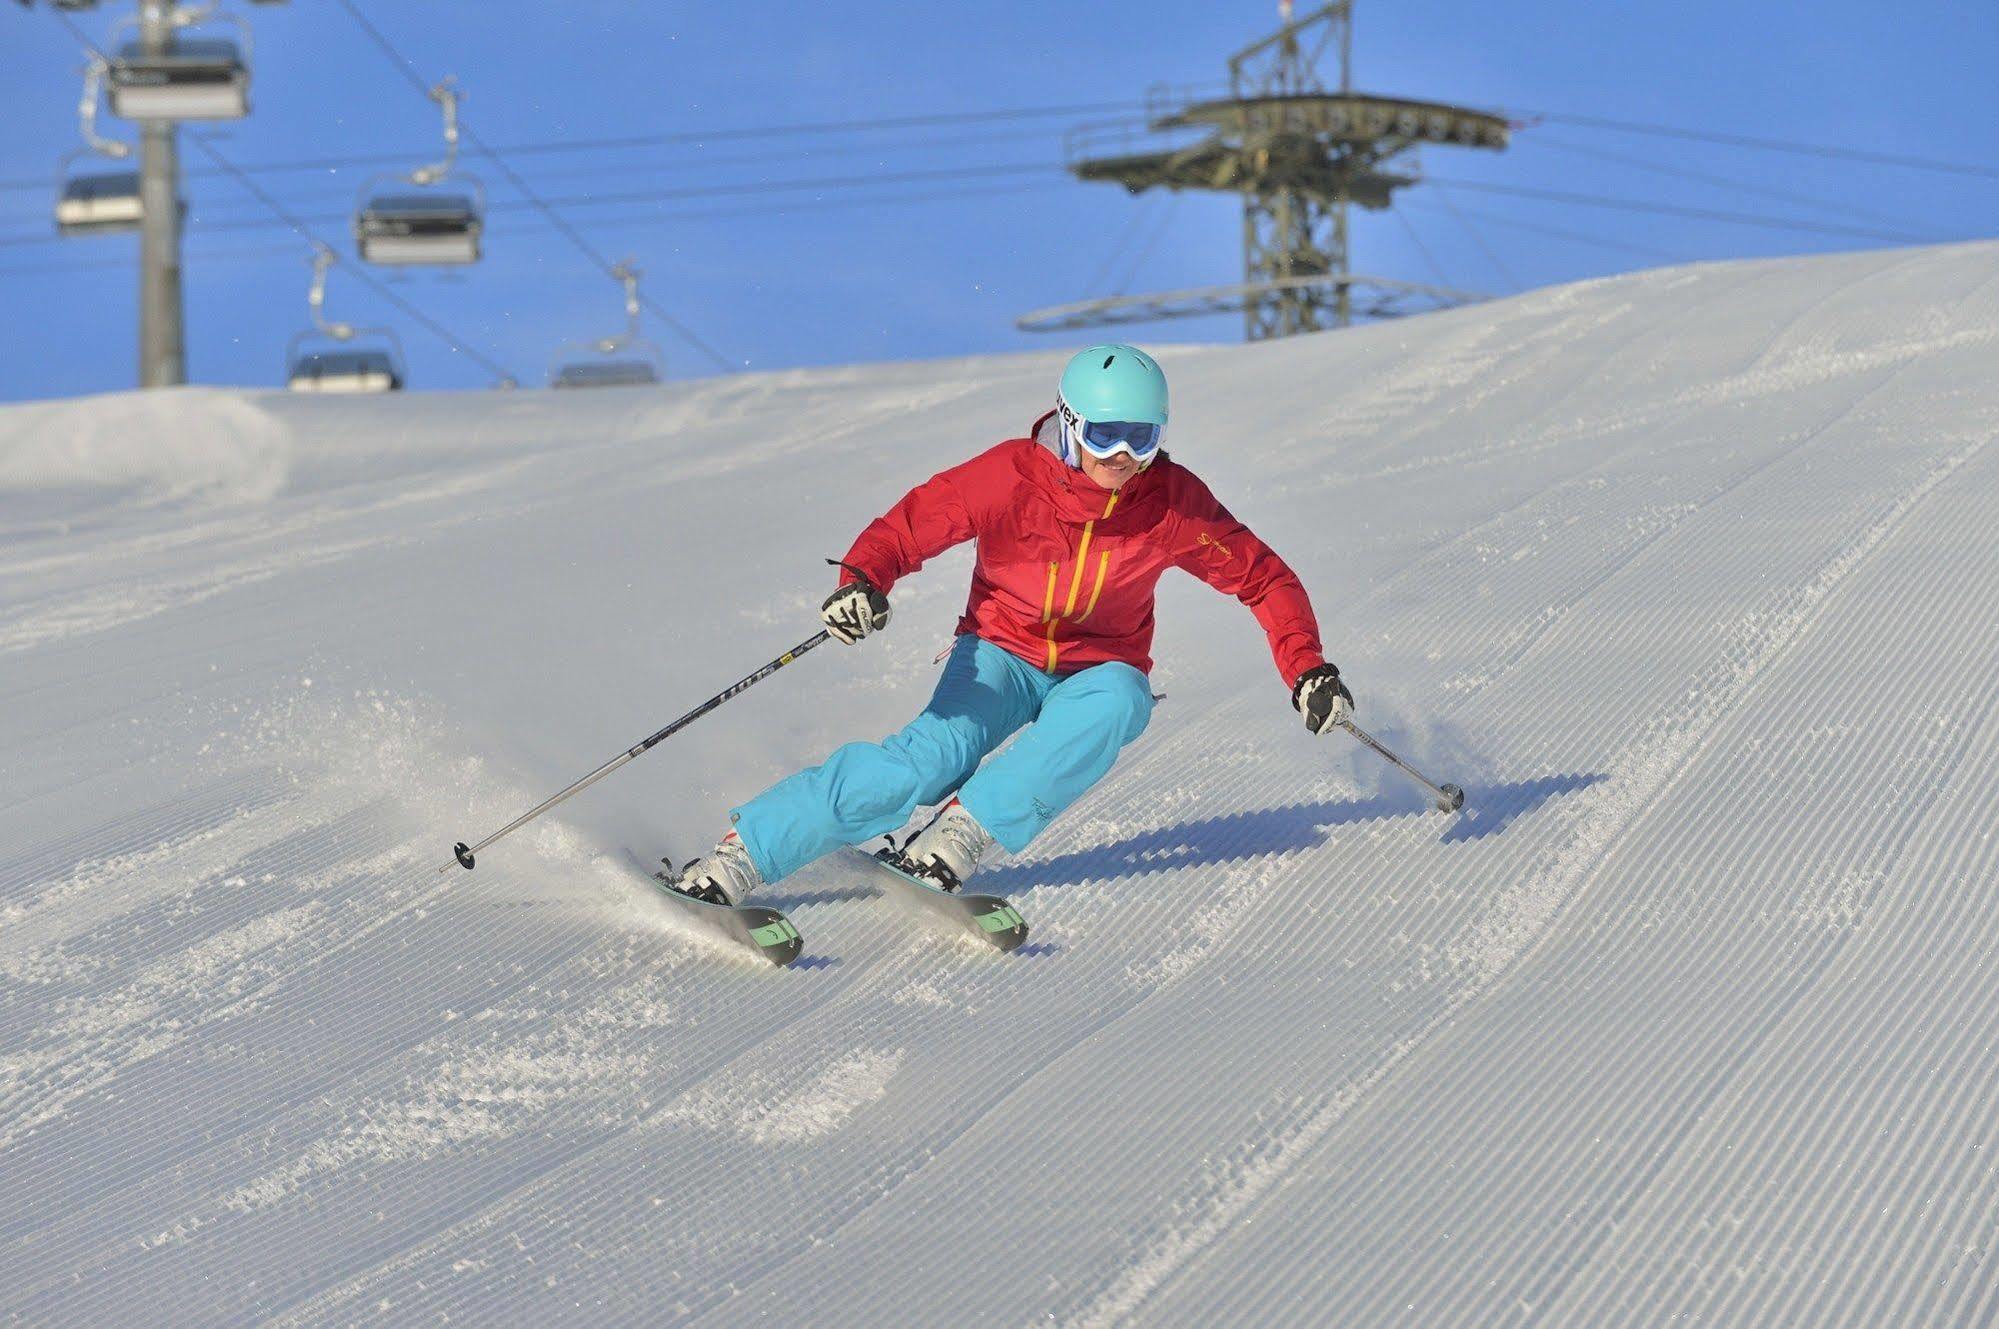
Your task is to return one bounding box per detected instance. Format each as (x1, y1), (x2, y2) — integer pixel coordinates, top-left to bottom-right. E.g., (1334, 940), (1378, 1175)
(1018, 1), (1510, 341)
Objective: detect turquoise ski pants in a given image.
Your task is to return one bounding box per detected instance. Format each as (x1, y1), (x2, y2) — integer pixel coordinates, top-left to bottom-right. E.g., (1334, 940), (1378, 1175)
(730, 633), (1154, 884)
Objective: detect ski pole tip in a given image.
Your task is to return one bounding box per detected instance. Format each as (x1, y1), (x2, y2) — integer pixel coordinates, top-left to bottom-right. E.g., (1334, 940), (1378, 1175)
(453, 841), (476, 870)
(1439, 784), (1465, 813)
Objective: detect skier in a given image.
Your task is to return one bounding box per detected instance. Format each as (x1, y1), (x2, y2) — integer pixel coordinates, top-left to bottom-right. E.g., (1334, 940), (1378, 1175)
(672, 343), (1354, 905)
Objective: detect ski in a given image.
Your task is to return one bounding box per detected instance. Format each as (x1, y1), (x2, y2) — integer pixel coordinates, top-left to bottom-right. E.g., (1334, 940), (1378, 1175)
(852, 846), (1030, 953)
(625, 850), (804, 967)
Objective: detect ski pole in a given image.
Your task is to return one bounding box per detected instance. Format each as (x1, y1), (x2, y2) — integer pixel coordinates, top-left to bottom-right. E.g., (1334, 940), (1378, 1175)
(1339, 719), (1465, 813)
(438, 631), (834, 873)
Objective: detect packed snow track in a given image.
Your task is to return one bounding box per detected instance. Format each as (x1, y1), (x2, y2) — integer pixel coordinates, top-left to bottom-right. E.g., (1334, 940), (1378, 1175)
(4, 242), (1998, 1325)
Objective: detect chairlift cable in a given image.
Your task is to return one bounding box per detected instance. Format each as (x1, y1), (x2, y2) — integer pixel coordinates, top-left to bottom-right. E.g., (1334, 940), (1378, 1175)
(0, 102), (1168, 197)
(0, 179), (1077, 277)
(1111, 193), (1181, 297)
(1512, 108), (1999, 181)
(1420, 175), (1945, 246)
(0, 167), (1078, 254)
(1397, 199), (1686, 264)
(1424, 185), (1520, 292)
(1390, 207), (1457, 292)
(0, 123), (1080, 221)
(0, 157), (1944, 255)
(1522, 133), (1950, 239)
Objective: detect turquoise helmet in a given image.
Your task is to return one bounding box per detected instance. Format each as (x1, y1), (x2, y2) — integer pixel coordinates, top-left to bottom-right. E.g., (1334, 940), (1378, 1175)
(1054, 344), (1169, 469)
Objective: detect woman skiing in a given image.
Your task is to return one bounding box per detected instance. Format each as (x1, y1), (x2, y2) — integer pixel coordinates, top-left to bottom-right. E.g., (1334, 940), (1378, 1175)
(672, 343), (1354, 904)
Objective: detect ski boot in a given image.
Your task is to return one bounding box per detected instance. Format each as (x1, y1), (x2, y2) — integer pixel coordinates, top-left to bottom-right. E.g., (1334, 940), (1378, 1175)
(895, 797), (996, 894)
(672, 831), (763, 907)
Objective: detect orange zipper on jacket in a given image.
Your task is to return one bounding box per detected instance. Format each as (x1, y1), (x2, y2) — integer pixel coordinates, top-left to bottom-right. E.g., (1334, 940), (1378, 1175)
(1041, 491), (1120, 673)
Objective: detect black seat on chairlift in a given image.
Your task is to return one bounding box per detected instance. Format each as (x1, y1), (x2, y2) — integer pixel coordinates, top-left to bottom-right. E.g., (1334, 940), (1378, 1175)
(60, 170), (141, 206)
(113, 36), (243, 81)
(358, 192), (479, 233)
(289, 348), (405, 392)
(354, 190), (482, 265)
(550, 360), (661, 390)
(109, 36), (249, 120)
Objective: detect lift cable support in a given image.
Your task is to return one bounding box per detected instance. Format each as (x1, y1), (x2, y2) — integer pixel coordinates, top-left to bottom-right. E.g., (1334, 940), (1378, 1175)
(354, 76), (484, 266)
(549, 259), (665, 389)
(55, 55), (145, 235)
(1018, 0), (1511, 340)
(52, 0), (256, 387)
(286, 242), (405, 392)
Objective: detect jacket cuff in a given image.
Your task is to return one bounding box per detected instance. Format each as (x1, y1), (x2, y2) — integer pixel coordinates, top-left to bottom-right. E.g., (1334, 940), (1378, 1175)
(834, 556), (887, 592)
(1286, 655), (1330, 692)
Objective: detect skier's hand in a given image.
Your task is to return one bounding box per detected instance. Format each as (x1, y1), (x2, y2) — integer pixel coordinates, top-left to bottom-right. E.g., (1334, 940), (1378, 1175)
(1292, 663), (1353, 735)
(821, 577), (891, 644)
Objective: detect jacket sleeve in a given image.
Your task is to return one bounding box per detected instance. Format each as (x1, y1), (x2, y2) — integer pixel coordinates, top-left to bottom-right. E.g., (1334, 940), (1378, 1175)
(1171, 474), (1327, 688)
(837, 449), (995, 593)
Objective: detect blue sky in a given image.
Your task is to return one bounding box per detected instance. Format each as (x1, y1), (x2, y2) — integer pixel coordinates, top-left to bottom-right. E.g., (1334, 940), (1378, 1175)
(1, 0), (1994, 402)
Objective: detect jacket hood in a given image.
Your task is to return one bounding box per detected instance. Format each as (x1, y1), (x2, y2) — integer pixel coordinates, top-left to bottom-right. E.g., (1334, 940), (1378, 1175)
(1024, 409), (1167, 523)
(1032, 407), (1064, 463)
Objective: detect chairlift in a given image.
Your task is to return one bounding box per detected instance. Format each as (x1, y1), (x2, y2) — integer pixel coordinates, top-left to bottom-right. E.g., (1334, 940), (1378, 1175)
(54, 58), (146, 236)
(354, 79), (484, 266)
(286, 246), (406, 393)
(106, 9), (252, 122)
(548, 261), (666, 389)
(56, 164), (143, 234)
(288, 344), (405, 393)
(550, 360), (662, 390)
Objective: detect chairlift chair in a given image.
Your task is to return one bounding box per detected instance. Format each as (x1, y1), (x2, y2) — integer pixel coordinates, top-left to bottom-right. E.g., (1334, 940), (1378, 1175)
(548, 260), (665, 389)
(354, 78), (484, 267)
(55, 165), (143, 235)
(54, 62), (146, 236)
(354, 184), (484, 265)
(285, 245), (406, 393)
(286, 337), (405, 393)
(549, 352), (664, 390)
(108, 24), (251, 121)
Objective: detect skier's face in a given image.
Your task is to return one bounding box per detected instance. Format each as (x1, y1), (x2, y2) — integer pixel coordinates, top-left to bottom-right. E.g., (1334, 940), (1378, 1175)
(1079, 449), (1141, 490)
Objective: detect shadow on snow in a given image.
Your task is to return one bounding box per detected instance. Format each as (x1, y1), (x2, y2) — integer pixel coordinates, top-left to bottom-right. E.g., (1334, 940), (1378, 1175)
(978, 771), (1605, 894)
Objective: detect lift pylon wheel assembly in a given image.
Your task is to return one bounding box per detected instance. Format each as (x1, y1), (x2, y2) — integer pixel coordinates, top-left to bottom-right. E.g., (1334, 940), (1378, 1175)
(549, 260), (665, 389)
(354, 78), (485, 266)
(1023, 1), (1509, 340)
(286, 245), (406, 393)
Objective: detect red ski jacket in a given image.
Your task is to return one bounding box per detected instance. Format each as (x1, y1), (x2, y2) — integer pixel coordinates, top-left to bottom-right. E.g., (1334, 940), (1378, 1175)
(838, 411), (1326, 685)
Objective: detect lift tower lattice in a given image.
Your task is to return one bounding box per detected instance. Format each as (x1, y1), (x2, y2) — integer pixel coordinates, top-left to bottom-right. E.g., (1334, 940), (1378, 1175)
(1023, 1), (1510, 341)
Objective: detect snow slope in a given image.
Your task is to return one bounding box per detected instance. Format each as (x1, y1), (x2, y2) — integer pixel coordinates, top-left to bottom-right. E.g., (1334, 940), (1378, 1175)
(4, 241), (1998, 1326)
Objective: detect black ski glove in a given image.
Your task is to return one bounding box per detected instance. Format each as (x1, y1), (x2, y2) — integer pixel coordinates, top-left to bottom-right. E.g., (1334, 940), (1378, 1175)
(1292, 663), (1354, 736)
(821, 567), (891, 644)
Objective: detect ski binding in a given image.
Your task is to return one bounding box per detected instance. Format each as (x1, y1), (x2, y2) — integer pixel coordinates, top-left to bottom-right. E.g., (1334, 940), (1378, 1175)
(627, 851), (803, 967)
(854, 846), (1030, 953)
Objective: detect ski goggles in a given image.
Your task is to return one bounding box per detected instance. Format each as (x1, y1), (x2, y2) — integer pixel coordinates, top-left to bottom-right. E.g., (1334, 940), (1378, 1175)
(1057, 396), (1164, 463)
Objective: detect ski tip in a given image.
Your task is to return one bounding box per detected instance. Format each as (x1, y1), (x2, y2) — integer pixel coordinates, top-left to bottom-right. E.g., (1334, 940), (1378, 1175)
(966, 897), (1030, 953)
(745, 911), (805, 966)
